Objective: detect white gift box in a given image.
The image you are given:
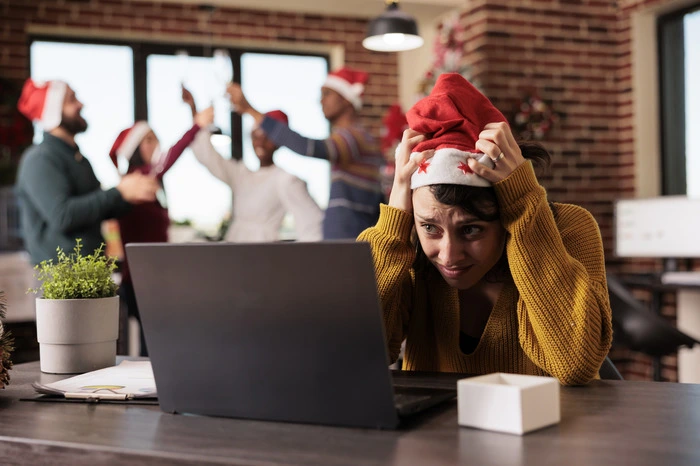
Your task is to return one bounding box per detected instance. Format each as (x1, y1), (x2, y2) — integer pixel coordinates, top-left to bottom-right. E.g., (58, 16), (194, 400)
(457, 373), (560, 435)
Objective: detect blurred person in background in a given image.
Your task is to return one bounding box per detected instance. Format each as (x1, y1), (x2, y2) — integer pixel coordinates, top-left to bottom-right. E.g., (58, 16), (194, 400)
(227, 67), (384, 240)
(185, 92), (322, 243)
(15, 78), (158, 265)
(109, 86), (210, 355)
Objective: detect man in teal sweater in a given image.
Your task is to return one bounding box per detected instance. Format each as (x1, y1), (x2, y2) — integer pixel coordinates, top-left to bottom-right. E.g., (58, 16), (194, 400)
(15, 79), (159, 264)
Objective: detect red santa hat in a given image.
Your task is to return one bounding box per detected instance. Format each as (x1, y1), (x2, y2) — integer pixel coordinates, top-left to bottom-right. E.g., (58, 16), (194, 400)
(381, 103), (408, 155)
(17, 78), (68, 131)
(407, 73), (508, 189)
(322, 67), (369, 111)
(265, 109), (289, 125)
(109, 121), (152, 169)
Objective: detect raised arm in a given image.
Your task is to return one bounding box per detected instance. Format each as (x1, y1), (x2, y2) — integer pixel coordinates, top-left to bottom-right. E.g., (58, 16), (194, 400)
(494, 163), (612, 385)
(226, 82), (332, 161)
(355, 129), (431, 363)
(357, 206), (415, 363)
(189, 128), (241, 187)
(152, 124), (200, 179)
(467, 122), (612, 385)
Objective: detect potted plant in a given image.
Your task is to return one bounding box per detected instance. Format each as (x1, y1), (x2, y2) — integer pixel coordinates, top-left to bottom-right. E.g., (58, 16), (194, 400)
(29, 239), (119, 374)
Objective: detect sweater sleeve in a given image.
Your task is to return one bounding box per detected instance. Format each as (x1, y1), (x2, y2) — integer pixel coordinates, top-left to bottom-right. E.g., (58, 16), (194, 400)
(356, 204), (416, 363)
(20, 152), (129, 234)
(260, 116), (330, 160)
(494, 161), (613, 386)
(154, 124), (200, 178)
(277, 174), (324, 241)
(189, 129), (242, 187)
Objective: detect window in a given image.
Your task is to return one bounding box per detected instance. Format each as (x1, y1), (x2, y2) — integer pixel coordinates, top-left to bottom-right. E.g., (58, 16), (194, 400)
(29, 38), (329, 232)
(658, 5), (700, 196)
(29, 41), (134, 190)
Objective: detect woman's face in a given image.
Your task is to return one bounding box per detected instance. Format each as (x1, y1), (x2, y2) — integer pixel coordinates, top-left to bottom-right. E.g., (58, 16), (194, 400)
(412, 186), (507, 290)
(138, 131), (159, 164)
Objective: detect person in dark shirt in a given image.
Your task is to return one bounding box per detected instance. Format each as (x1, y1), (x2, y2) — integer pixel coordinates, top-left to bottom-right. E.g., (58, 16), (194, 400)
(15, 78), (159, 265)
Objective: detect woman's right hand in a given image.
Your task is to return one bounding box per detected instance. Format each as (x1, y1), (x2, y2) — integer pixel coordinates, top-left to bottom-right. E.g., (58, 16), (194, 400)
(388, 129), (433, 213)
(194, 107), (214, 129)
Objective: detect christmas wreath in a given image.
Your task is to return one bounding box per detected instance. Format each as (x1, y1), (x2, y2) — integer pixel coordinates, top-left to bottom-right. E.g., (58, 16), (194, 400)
(511, 93), (560, 141)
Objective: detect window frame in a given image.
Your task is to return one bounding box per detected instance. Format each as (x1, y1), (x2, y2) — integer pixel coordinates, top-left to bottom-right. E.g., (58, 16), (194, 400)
(657, 3), (700, 195)
(28, 35), (330, 160)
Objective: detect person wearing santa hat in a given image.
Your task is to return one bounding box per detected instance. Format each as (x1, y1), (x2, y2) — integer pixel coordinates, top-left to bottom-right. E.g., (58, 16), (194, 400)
(226, 66), (385, 240)
(188, 105), (322, 243)
(14, 78), (159, 265)
(358, 73), (612, 386)
(110, 87), (213, 355)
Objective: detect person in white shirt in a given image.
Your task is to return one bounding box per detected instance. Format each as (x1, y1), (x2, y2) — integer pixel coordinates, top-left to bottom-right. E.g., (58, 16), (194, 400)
(189, 106), (323, 242)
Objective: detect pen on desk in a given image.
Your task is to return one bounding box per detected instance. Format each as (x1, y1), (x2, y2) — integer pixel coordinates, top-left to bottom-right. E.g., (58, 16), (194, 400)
(65, 393), (132, 401)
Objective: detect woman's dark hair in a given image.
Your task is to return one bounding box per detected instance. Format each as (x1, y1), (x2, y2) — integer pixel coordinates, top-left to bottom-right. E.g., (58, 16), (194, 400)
(126, 146), (165, 189)
(128, 146), (146, 172)
(413, 141), (555, 281)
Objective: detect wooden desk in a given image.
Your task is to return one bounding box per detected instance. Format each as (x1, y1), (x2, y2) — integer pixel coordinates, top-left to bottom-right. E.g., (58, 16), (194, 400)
(1, 362), (699, 465)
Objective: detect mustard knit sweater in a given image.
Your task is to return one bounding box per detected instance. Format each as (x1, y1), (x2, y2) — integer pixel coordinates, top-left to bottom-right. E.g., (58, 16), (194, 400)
(357, 162), (613, 386)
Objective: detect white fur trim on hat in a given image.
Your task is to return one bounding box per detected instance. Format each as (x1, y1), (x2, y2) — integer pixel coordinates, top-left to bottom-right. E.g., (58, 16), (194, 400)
(117, 121), (152, 161)
(41, 81), (67, 131)
(410, 148), (495, 189)
(323, 75), (364, 110)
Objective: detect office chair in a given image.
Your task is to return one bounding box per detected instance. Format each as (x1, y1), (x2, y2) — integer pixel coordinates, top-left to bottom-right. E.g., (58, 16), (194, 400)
(606, 273), (699, 380)
(599, 356), (623, 380)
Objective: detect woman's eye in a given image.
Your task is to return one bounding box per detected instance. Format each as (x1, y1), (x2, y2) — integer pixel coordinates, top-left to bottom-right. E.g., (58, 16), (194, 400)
(422, 224), (435, 233)
(462, 225), (482, 236)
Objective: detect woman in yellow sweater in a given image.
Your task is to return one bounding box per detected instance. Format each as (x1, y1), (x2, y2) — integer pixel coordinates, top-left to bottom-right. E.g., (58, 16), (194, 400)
(358, 74), (612, 385)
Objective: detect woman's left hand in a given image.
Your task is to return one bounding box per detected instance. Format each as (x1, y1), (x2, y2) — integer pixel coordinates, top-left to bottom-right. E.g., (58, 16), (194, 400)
(467, 121), (526, 183)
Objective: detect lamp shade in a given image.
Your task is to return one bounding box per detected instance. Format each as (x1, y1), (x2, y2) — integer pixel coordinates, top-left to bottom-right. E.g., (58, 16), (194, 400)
(363, 2), (424, 52)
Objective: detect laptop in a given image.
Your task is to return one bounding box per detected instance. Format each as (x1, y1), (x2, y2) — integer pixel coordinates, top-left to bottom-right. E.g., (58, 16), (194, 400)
(126, 241), (456, 429)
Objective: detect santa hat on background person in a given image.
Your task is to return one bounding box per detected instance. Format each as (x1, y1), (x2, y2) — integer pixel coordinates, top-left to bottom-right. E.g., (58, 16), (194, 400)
(322, 67), (369, 111)
(109, 121), (152, 170)
(17, 78), (68, 131)
(380, 103), (408, 156)
(264, 109), (289, 125)
(407, 73), (509, 189)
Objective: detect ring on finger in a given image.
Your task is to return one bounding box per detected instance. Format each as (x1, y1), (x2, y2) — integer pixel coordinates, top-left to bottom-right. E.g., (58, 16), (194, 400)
(491, 152), (505, 163)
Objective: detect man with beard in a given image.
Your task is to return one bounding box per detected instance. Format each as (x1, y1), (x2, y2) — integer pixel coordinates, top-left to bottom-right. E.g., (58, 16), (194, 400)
(15, 79), (159, 264)
(227, 67), (385, 240)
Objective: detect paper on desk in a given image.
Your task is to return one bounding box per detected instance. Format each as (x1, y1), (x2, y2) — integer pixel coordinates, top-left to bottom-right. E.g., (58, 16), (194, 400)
(32, 360), (157, 400)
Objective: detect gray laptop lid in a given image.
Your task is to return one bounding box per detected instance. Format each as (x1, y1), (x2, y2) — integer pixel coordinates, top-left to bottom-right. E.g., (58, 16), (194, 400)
(126, 241), (400, 429)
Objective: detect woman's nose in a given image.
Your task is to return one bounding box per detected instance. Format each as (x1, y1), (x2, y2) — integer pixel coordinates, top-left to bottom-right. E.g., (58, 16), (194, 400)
(438, 236), (464, 266)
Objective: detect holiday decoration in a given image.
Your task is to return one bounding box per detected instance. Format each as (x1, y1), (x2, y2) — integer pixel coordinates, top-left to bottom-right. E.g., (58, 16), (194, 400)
(416, 12), (475, 101)
(510, 92), (561, 141)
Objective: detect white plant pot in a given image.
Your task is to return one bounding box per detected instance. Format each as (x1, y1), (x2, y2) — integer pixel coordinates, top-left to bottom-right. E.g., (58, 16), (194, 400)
(35, 296), (119, 374)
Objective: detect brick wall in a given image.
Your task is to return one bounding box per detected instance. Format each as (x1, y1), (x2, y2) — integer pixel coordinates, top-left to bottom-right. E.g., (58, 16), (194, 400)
(0, 0), (398, 154)
(1, 0), (691, 381)
(454, 0), (687, 381)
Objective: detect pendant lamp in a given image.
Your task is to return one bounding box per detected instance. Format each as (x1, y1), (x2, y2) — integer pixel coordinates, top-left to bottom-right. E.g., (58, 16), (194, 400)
(363, 1), (424, 52)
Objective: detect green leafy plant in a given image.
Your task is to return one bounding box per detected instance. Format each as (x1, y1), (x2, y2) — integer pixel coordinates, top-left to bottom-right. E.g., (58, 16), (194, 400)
(29, 239), (119, 300)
